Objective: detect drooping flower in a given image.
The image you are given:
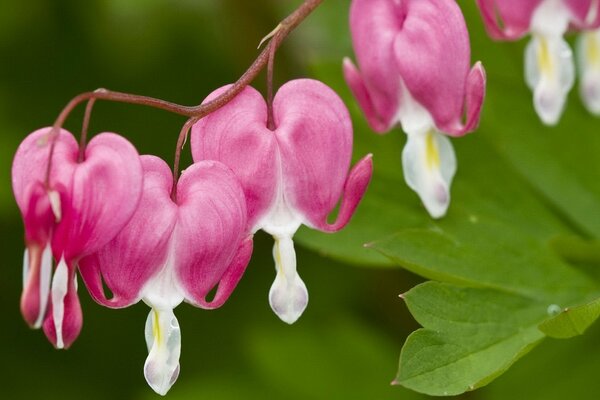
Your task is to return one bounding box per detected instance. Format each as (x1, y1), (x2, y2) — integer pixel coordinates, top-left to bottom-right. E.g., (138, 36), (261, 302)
(343, 0), (486, 218)
(79, 155), (252, 396)
(191, 79), (373, 325)
(12, 127), (143, 349)
(476, 0), (600, 123)
(578, 27), (600, 114)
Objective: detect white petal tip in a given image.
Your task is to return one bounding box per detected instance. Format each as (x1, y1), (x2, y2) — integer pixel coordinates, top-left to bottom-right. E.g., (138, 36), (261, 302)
(144, 363), (180, 396)
(143, 309), (181, 396)
(534, 92), (565, 126)
(269, 277), (308, 325)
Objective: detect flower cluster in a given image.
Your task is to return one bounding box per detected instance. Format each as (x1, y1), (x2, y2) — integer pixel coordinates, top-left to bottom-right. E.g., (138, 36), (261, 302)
(476, 0), (600, 124)
(12, 79), (372, 395)
(344, 0), (486, 218)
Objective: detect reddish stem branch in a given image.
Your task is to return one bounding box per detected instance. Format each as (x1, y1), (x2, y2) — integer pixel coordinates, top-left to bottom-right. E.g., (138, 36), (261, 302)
(78, 98), (96, 162)
(171, 117), (199, 201)
(44, 0), (324, 186)
(266, 31), (281, 131)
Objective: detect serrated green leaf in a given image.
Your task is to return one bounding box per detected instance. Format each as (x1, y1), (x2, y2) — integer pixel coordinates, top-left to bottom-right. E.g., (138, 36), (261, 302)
(539, 297), (600, 338)
(396, 282), (546, 396)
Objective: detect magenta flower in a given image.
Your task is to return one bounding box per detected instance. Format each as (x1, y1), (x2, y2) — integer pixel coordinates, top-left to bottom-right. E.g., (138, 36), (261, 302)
(12, 128), (143, 349)
(79, 156), (252, 395)
(343, 0), (485, 218)
(191, 79), (373, 324)
(476, 0), (600, 123)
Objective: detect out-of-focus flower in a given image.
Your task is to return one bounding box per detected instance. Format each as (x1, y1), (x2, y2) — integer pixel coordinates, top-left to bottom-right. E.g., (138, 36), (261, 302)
(191, 79), (372, 324)
(344, 0), (485, 218)
(79, 156), (252, 396)
(477, 0), (600, 123)
(12, 128), (143, 349)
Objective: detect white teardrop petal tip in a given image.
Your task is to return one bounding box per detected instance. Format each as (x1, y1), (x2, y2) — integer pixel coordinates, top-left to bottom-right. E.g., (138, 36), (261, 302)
(402, 130), (456, 219)
(144, 308), (181, 396)
(269, 274), (309, 324)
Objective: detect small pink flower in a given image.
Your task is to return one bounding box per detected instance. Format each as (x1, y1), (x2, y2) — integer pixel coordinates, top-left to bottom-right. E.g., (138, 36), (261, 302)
(191, 79), (373, 324)
(79, 156), (252, 396)
(12, 127), (143, 348)
(343, 0), (485, 218)
(476, 0), (600, 122)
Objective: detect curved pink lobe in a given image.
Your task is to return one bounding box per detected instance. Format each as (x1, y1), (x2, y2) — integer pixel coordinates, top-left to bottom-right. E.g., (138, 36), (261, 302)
(446, 62), (487, 136)
(79, 156), (177, 308)
(52, 133), (143, 261)
(475, 0), (543, 40)
(343, 58), (389, 133)
(194, 236), (253, 309)
(21, 245), (45, 327)
(565, 0), (600, 29)
(42, 266), (82, 349)
(347, 0), (405, 132)
(273, 79), (364, 230)
(190, 86), (277, 230)
(174, 161), (249, 308)
(12, 127), (78, 213)
(393, 0), (484, 135)
(312, 154), (373, 232)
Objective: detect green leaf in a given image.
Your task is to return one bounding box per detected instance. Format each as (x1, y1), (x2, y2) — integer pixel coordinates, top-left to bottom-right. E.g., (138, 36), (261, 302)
(395, 282), (547, 396)
(539, 297), (600, 338)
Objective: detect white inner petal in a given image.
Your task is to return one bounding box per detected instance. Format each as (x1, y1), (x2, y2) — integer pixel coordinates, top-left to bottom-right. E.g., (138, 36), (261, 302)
(530, 0), (571, 37)
(47, 190), (62, 223)
(525, 34), (575, 125)
(577, 29), (600, 115)
(22, 248), (29, 290)
(51, 256), (69, 349)
(144, 308), (181, 396)
(395, 85), (456, 219)
(268, 235), (308, 325)
(141, 241), (184, 311)
(402, 130), (456, 219)
(35, 244), (53, 329)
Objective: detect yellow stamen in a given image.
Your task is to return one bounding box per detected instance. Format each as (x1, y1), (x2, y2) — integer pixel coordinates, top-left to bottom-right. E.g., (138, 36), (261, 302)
(537, 36), (554, 78)
(425, 131), (440, 170)
(152, 309), (161, 344)
(586, 33), (600, 69)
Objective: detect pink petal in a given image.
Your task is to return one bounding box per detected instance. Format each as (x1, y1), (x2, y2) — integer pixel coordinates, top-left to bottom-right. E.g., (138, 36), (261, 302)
(79, 156), (177, 308)
(342, 58), (390, 133)
(475, 0), (543, 40)
(347, 0), (404, 131)
(272, 79), (369, 230)
(191, 86), (278, 231)
(445, 62), (487, 137)
(312, 154), (373, 232)
(174, 161), (249, 308)
(12, 127), (77, 214)
(52, 133), (143, 261)
(193, 236), (253, 309)
(565, 0), (600, 29)
(393, 0), (484, 135)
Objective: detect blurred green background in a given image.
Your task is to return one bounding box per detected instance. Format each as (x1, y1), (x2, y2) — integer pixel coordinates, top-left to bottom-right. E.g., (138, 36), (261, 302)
(1, 1), (598, 399)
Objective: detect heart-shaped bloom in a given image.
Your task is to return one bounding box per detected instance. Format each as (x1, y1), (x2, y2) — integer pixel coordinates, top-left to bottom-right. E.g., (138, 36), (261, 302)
(12, 127), (143, 349)
(191, 79), (373, 325)
(343, 0), (486, 218)
(476, 0), (600, 122)
(79, 155), (252, 396)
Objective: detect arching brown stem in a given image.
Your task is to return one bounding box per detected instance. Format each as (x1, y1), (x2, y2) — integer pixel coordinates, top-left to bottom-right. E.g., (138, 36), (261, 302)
(44, 0), (324, 187)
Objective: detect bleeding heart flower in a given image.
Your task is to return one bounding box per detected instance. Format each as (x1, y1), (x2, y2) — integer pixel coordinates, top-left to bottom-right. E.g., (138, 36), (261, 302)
(79, 155), (252, 396)
(476, 0), (600, 123)
(12, 127), (143, 349)
(343, 0), (486, 218)
(191, 79), (373, 325)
